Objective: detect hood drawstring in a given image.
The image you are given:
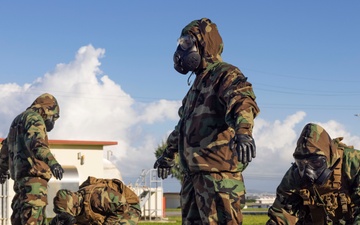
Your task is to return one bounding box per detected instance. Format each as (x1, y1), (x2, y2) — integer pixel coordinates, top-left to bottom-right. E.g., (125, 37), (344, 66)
(187, 72), (195, 86)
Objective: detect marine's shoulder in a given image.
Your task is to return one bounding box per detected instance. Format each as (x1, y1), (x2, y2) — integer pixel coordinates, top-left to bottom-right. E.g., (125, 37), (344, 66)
(343, 146), (360, 157)
(212, 62), (244, 77)
(215, 61), (238, 70)
(23, 109), (42, 119)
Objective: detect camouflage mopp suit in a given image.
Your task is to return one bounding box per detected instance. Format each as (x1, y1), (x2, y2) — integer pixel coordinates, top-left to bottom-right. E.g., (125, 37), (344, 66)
(154, 18), (260, 225)
(267, 123), (360, 225)
(50, 176), (141, 225)
(0, 93), (63, 225)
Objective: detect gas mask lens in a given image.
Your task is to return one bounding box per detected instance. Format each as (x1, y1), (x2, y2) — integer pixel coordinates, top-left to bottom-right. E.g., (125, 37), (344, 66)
(295, 155), (327, 180)
(296, 155), (326, 170)
(177, 35), (195, 51)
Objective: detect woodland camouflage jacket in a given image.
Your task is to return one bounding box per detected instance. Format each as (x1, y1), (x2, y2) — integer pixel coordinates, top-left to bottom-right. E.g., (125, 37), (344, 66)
(267, 123), (360, 225)
(165, 18), (260, 174)
(53, 176), (140, 225)
(0, 93), (60, 180)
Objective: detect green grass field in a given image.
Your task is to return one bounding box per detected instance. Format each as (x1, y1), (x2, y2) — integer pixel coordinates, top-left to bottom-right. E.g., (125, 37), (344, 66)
(140, 209), (269, 225)
(140, 215), (268, 225)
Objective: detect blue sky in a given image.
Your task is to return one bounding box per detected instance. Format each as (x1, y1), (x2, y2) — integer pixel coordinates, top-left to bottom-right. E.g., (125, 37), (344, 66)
(1, 1), (360, 193)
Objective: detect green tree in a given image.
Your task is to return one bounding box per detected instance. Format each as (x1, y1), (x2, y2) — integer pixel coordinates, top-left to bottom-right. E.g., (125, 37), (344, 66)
(154, 140), (183, 181)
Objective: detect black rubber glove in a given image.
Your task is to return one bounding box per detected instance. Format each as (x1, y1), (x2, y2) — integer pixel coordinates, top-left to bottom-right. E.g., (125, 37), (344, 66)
(0, 171), (10, 184)
(153, 155), (175, 179)
(50, 212), (76, 225)
(230, 134), (256, 164)
(50, 163), (64, 180)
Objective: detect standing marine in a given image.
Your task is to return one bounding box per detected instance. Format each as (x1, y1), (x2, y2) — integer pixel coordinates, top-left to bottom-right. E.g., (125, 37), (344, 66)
(267, 123), (360, 225)
(0, 93), (64, 225)
(153, 18), (260, 224)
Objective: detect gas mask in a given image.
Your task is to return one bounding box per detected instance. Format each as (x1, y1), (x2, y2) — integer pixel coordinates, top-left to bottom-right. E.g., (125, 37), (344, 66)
(173, 34), (201, 74)
(45, 113), (59, 132)
(295, 155), (330, 186)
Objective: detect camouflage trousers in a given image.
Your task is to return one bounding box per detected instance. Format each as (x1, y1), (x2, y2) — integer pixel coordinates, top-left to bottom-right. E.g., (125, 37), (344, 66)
(11, 176), (48, 225)
(180, 171), (245, 225)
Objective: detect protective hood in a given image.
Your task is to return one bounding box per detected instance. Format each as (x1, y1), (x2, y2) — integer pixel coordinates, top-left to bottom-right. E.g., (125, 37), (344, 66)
(53, 189), (82, 215)
(180, 18), (223, 73)
(28, 93), (60, 120)
(293, 123), (340, 167)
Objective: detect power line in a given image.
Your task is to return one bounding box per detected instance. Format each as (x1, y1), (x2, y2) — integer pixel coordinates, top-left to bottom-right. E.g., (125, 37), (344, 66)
(243, 67), (360, 83)
(4, 89), (359, 112)
(255, 84), (360, 96)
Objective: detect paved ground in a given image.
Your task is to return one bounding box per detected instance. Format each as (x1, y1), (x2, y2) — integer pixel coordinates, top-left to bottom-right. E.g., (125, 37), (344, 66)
(164, 211), (181, 217)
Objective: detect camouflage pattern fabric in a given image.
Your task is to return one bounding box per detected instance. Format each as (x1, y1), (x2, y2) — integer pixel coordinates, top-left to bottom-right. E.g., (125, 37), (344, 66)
(11, 177), (48, 225)
(267, 123), (360, 225)
(0, 93), (60, 180)
(293, 122), (340, 167)
(163, 18), (259, 225)
(0, 93), (60, 225)
(0, 139), (9, 174)
(52, 176), (141, 225)
(28, 93), (60, 119)
(52, 189), (83, 217)
(165, 17), (260, 173)
(181, 172), (245, 225)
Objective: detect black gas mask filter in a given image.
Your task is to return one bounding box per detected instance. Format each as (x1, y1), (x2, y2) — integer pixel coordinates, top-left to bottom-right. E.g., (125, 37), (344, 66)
(173, 34), (201, 74)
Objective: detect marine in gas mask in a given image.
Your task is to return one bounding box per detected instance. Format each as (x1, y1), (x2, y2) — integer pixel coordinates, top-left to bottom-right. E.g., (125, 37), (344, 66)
(0, 93), (64, 225)
(154, 18), (260, 225)
(293, 123), (341, 187)
(267, 123), (360, 225)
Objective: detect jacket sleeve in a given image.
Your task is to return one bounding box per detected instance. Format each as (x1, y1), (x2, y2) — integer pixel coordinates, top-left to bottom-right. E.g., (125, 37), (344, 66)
(24, 113), (59, 167)
(342, 148), (360, 223)
(164, 105), (184, 159)
(267, 166), (301, 225)
(0, 138), (9, 173)
(218, 67), (260, 136)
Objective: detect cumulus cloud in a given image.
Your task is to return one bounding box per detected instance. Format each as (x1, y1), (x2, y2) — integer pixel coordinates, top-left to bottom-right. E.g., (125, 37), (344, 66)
(244, 114), (360, 192)
(0, 45), (180, 182)
(317, 120), (360, 149)
(1, 45), (360, 192)
(244, 112), (307, 184)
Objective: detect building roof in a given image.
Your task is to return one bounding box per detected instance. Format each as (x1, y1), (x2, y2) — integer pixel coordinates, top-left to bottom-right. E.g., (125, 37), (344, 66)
(49, 139), (117, 146)
(0, 138), (117, 146)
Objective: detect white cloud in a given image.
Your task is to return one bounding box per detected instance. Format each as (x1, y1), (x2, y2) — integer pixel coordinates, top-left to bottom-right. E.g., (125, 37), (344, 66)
(1, 45), (360, 192)
(317, 120), (360, 149)
(245, 112), (306, 179)
(137, 99), (181, 124)
(244, 114), (360, 192)
(0, 45), (181, 181)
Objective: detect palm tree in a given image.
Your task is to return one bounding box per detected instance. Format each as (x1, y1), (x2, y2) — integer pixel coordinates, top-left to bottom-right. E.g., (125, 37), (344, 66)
(154, 140), (183, 181)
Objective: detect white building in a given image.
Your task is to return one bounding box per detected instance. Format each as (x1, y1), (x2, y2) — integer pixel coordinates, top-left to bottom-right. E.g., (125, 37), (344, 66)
(255, 196), (276, 205)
